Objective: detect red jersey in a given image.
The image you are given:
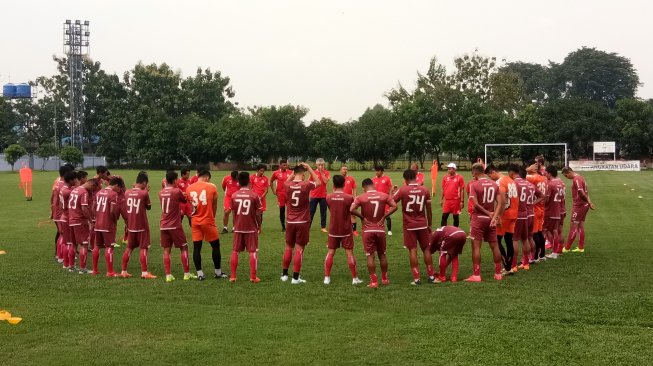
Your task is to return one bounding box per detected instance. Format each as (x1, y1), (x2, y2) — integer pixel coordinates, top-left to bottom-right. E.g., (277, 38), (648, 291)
(402, 172), (425, 186)
(372, 175), (392, 194)
(221, 175), (240, 197)
(189, 175), (199, 185)
(526, 182), (539, 217)
(466, 178), (477, 215)
(545, 178), (564, 219)
(271, 169), (293, 195)
(469, 178), (499, 218)
(430, 226), (466, 252)
(250, 174), (269, 197)
(284, 180), (316, 223)
(177, 177), (191, 193)
(353, 190), (394, 233)
(442, 174), (464, 200)
(393, 184), (431, 230)
(69, 186), (91, 226)
(497, 175), (518, 220)
(124, 188), (151, 232)
(159, 186), (186, 230)
(571, 174), (589, 207)
(326, 191), (355, 237)
(53, 179), (66, 222)
(94, 188), (119, 232)
(309, 170), (330, 198)
(514, 177), (530, 219)
(560, 180), (567, 214)
(527, 174), (547, 212)
(59, 185), (73, 222)
(342, 175), (357, 195)
(231, 188), (262, 233)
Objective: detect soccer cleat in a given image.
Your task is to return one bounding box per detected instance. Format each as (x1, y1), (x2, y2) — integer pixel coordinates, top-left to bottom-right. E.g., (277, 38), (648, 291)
(494, 274), (503, 281)
(562, 248), (570, 254)
(183, 273), (197, 281)
(539, 256), (547, 261)
(517, 264), (530, 271)
(141, 272), (158, 279)
(68, 266), (78, 273)
(221, 228), (228, 234)
(352, 278), (363, 285)
(410, 279), (422, 286)
(113, 242), (121, 249)
(545, 242), (551, 249)
(57, 258), (64, 264)
(353, 231), (359, 237)
(280, 275), (289, 282)
(427, 276), (436, 284)
(229, 277), (237, 283)
(500, 268), (510, 276)
(572, 247), (585, 253)
(120, 272), (132, 278)
(90, 270), (100, 276)
(545, 253), (559, 259)
(381, 279), (390, 286)
(323, 276), (331, 285)
(214, 272), (229, 279)
(106, 272), (119, 278)
(78, 268), (89, 275)
(387, 231), (393, 236)
(464, 275), (482, 282)
(165, 275), (176, 283)
(249, 277), (261, 283)
(510, 266), (519, 274)
(291, 277), (307, 285)
(367, 282), (379, 289)
(450, 276), (457, 283)
(197, 275), (206, 281)
(321, 228), (328, 233)
(121, 239), (128, 246)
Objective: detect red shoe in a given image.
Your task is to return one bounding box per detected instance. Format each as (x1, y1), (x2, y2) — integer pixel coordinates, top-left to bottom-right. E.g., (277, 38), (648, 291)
(450, 276), (458, 283)
(494, 274), (503, 281)
(120, 272), (132, 278)
(381, 279), (390, 286)
(90, 271), (100, 276)
(141, 272), (158, 279)
(367, 282), (378, 289)
(249, 277), (260, 283)
(106, 272), (119, 277)
(464, 275), (482, 282)
(229, 277), (237, 283)
(353, 231), (359, 237)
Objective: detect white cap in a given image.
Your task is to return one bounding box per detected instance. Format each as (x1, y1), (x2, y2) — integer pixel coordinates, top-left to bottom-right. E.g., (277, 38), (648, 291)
(447, 163), (457, 169)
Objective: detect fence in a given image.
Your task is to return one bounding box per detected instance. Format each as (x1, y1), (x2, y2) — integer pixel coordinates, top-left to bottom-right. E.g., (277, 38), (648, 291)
(0, 155), (107, 172)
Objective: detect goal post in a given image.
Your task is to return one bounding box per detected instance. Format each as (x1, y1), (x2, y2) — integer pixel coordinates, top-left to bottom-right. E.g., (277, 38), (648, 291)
(484, 143), (568, 168)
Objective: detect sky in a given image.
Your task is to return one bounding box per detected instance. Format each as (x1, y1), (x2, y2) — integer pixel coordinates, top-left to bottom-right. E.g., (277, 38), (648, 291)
(2, 0), (652, 122)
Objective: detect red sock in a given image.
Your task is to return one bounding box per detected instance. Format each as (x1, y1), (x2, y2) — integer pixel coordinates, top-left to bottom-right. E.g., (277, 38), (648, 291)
(249, 252), (257, 279)
(451, 257), (459, 279)
(411, 267), (420, 280)
(579, 228), (585, 249)
(68, 244), (76, 268)
(282, 247), (292, 270)
(292, 247), (304, 274)
(181, 248), (189, 273)
(494, 263), (502, 275)
(426, 264), (435, 277)
(163, 250), (171, 275)
(370, 273), (378, 284)
(511, 255), (518, 268)
(438, 255), (448, 277)
(324, 252), (334, 276)
(57, 235), (65, 260)
(230, 251), (239, 277)
(79, 246), (88, 269)
(141, 249), (149, 272)
(63, 244), (70, 267)
(473, 264), (481, 276)
(347, 254), (357, 278)
(92, 246), (100, 273)
(121, 249), (130, 271)
(105, 248), (114, 273)
(522, 254), (529, 266)
(381, 271), (388, 282)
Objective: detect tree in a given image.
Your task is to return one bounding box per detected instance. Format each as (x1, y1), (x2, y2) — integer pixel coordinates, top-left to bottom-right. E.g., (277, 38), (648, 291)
(35, 143), (58, 170)
(3, 144), (27, 171)
(350, 105), (401, 166)
(211, 113), (270, 163)
(178, 113), (215, 164)
(180, 67), (236, 121)
(0, 98), (18, 151)
(252, 105), (308, 160)
(306, 118), (349, 165)
(615, 99), (653, 159)
(59, 146), (84, 167)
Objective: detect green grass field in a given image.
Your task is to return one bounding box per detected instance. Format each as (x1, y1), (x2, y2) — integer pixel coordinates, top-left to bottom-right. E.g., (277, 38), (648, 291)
(1, 169), (652, 365)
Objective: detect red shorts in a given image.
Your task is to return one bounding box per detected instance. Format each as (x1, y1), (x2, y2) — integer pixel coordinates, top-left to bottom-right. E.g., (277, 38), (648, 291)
(543, 217), (560, 232)
(327, 235), (354, 250)
(127, 230), (151, 249)
(286, 222), (310, 247)
(470, 216), (498, 243)
(363, 231), (387, 256)
(533, 208), (544, 232)
(181, 202), (192, 217)
(442, 199), (461, 215)
(496, 218), (516, 236)
(160, 228), (188, 248)
(514, 218), (529, 242)
(276, 192), (287, 207)
(191, 223), (219, 242)
(527, 216), (534, 237)
(571, 205), (590, 223)
(223, 195), (233, 211)
(233, 232), (258, 252)
(94, 230), (116, 248)
(403, 228), (430, 250)
(70, 223), (90, 245)
(434, 231), (466, 256)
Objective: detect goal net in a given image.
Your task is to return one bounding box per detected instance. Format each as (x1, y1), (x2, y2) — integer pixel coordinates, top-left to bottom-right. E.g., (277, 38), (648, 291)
(484, 143), (568, 169)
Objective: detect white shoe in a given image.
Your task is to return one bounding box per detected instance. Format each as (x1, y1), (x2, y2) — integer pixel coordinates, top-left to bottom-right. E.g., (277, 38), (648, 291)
(352, 278), (363, 285)
(291, 277), (307, 284)
(323, 276), (331, 285)
(388, 231), (393, 236)
(280, 275), (289, 282)
(545, 253), (559, 259)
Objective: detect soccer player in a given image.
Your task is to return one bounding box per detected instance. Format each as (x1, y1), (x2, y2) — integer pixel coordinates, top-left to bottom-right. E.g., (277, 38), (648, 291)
(403, 163), (425, 186)
(465, 163), (504, 282)
(562, 167), (595, 253)
(526, 164), (547, 261)
(309, 158), (330, 233)
(430, 160), (439, 197)
(270, 160), (293, 232)
(160, 171), (194, 282)
(92, 176), (125, 276)
(250, 164), (270, 225)
(68, 177), (100, 274)
(187, 169), (227, 280)
(372, 166), (394, 236)
(391, 169), (435, 285)
(221, 170), (240, 233)
(514, 169), (533, 270)
(543, 166), (565, 259)
(440, 163), (465, 227)
(520, 167), (543, 264)
(59, 171), (78, 270)
(323, 174), (361, 285)
(120, 171), (157, 279)
(350, 178), (397, 288)
(178, 167), (193, 226)
(486, 164), (519, 273)
(340, 165), (358, 236)
(52, 164), (74, 263)
(94, 166), (111, 187)
(429, 226), (466, 283)
(281, 163), (320, 284)
(228, 171), (263, 283)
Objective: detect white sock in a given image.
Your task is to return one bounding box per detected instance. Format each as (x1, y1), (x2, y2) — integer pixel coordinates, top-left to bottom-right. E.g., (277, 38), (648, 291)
(197, 270), (204, 277)
(215, 269), (222, 276)
(141, 271), (148, 276)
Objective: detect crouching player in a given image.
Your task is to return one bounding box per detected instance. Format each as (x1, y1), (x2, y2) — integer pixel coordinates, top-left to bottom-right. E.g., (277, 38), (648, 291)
(350, 178), (397, 288)
(159, 171), (194, 282)
(93, 176), (125, 276)
(430, 226), (466, 283)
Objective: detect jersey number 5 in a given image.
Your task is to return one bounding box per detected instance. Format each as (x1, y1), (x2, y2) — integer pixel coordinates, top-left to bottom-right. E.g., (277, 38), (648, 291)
(290, 190), (301, 207)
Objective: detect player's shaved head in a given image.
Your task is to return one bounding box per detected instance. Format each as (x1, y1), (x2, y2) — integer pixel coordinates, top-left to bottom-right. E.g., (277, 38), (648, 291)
(293, 165), (306, 174)
(361, 178), (373, 188)
(472, 163), (485, 174)
(561, 167), (573, 174)
(546, 165), (558, 177)
(198, 169), (211, 178)
(85, 178), (100, 189)
(238, 171), (250, 187)
(403, 169), (416, 181)
(109, 176), (125, 189)
(166, 171), (178, 184)
(332, 174), (345, 189)
(136, 171), (149, 184)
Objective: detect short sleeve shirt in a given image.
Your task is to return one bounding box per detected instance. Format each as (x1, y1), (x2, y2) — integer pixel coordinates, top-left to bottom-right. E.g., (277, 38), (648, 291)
(159, 186), (186, 230)
(94, 188), (119, 232)
(285, 180), (316, 223)
(469, 178), (499, 218)
(68, 186), (90, 226)
(125, 188), (151, 232)
(309, 170), (330, 198)
(231, 188), (263, 233)
(571, 175), (589, 207)
(442, 174), (464, 200)
(393, 184), (431, 230)
(250, 174), (270, 197)
(326, 192), (355, 237)
(353, 191), (394, 233)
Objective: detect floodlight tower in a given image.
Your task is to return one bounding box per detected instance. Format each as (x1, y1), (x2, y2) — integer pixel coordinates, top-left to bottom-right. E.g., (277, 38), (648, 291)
(63, 19), (90, 150)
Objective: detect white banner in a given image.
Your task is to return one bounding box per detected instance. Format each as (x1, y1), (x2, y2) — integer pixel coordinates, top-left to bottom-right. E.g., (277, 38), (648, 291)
(593, 141), (616, 153)
(569, 160), (640, 172)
